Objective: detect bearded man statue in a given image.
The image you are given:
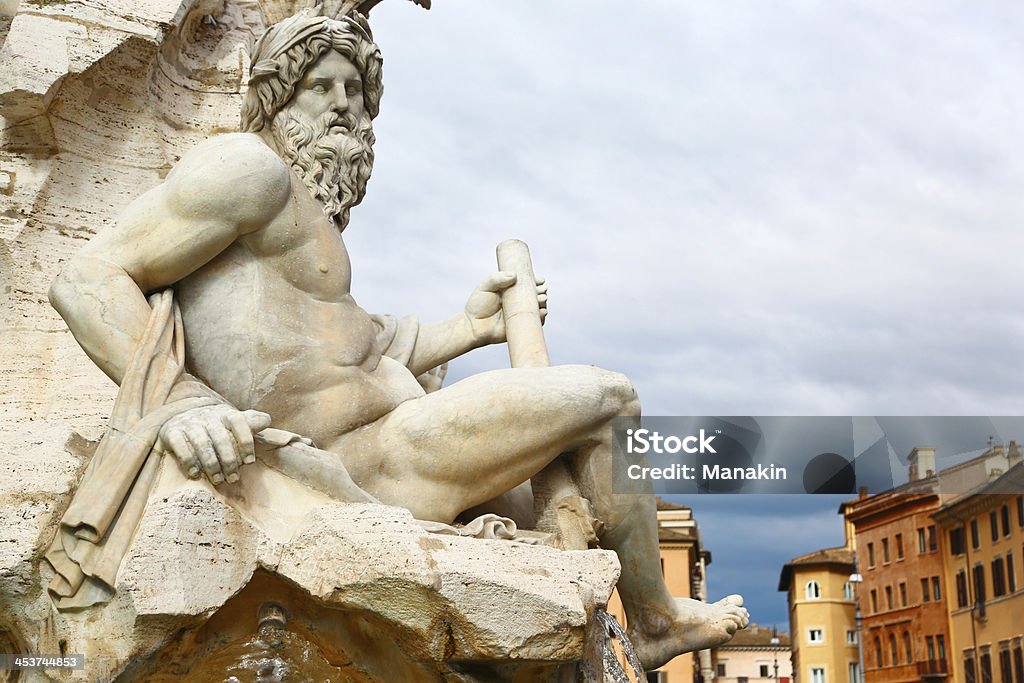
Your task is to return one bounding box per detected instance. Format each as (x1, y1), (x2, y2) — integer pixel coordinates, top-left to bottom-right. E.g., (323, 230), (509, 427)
(46, 11), (748, 670)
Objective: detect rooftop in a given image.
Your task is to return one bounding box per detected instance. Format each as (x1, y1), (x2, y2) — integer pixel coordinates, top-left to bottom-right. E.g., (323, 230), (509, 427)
(717, 625), (791, 649)
(777, 545), (853, 592)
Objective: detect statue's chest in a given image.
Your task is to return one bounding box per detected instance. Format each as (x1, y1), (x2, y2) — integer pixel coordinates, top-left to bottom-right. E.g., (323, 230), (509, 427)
(242, 185), (353, 296)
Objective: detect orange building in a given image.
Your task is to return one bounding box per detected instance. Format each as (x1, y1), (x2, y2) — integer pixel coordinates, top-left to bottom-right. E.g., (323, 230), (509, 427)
(607, 499), (711, 683)
(841, 443), (1019, 683)
(932, 456), (1024, 683)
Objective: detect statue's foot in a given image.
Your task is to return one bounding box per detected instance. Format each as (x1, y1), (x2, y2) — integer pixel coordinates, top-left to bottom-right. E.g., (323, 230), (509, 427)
(628, 595), (749, 671)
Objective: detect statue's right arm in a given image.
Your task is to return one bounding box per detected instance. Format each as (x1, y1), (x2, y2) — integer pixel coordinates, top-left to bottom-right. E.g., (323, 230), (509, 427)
(49, 134), (291, 385)
(49, 135), (291, 484)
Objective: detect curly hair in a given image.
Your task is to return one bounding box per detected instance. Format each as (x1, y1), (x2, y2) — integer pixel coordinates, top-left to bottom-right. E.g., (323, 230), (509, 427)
(241, 16), (383, 132)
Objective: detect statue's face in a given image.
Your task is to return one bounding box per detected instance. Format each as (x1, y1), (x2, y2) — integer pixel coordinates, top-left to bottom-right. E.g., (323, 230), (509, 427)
(269, 46), (376, 230)
(290, 50), (365, 141)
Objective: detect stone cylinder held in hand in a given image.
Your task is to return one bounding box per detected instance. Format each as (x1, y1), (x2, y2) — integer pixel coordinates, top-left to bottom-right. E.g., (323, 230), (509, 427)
(496, 239), (549, 369)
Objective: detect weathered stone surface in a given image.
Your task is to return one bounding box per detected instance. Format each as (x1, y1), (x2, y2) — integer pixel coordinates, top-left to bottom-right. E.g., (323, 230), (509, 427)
(2, 470), (619, 679)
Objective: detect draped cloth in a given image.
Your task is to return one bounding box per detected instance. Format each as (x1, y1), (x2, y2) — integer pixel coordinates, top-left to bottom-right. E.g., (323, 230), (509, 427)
(44, 289), (222, 610)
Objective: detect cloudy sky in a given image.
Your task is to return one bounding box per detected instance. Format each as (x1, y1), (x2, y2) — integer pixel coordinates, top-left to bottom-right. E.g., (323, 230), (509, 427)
(342, 1), (1024, 629)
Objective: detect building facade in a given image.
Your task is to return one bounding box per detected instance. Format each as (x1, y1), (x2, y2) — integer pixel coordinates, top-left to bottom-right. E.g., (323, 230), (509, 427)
(779, 537), (859, 683)
(932, 458), (1024, 683)
(841, 441), (1022, 683)
(713, 625), (793, 683)
(842, 480), (950, 682)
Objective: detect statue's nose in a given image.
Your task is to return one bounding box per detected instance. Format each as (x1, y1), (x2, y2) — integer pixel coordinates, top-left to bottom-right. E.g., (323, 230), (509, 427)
(332, 88), (349, 115)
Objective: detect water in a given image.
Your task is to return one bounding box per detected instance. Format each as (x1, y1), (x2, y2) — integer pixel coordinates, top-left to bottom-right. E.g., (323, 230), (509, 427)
(596, 609), (646, 683)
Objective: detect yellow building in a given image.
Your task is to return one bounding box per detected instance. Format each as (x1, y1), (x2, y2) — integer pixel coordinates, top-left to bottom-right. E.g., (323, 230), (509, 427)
(932, 459), (1024, 683)
(607, 499), (711, 683)
(778, 533), (859, 683)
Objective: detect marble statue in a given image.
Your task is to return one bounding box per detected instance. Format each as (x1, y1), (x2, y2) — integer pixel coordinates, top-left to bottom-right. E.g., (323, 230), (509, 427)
(44, 9), (748, 670)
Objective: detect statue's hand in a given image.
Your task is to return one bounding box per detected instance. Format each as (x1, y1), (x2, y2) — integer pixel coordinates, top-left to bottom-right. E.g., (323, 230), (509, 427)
(158, 405), (271, 485)
(465, 272), (548, 345)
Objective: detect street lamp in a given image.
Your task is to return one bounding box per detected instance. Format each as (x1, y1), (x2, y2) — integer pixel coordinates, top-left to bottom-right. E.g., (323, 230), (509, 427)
(850, 565), (866, 683)
(771, 626), (780, 683)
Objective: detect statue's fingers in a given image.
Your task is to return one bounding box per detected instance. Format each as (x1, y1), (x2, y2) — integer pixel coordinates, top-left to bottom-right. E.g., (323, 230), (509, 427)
(720, 594), (744, 606)
(163, 428), (200, 478)
(226, 412), (257, 465)
(243, 409), (272, 433)
(186, 427), (223, 485)
(207, 420), (240, 484)
(478, 271), (516, 293)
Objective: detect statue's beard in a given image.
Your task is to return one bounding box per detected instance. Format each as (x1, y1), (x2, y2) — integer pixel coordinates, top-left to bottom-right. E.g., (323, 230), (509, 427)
(270, 107), (375, 230)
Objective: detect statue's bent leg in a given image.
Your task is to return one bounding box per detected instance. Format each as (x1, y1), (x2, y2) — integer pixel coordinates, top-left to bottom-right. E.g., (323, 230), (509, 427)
(328, 364), (635, 522)
(328, 363), (748, 669)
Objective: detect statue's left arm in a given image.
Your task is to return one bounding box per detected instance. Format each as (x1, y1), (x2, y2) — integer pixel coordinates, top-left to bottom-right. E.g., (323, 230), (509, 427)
(388, 272), (547, 378)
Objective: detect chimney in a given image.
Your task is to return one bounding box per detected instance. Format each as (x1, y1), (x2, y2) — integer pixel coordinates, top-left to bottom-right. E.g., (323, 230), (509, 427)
(858, 486), (869, 500)
(985, 445), (1007, 481)
(1008, 441), (1022, 469)
(908, 447), (936, 481)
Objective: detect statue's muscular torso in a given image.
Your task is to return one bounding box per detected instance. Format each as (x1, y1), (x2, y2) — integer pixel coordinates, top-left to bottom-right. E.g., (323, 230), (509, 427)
(111, 133), (424, 449)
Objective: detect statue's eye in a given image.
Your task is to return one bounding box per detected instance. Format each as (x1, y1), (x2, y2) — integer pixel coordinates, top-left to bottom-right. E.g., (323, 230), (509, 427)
(345, 85), (360, 97)
(310, 84), (328, 94)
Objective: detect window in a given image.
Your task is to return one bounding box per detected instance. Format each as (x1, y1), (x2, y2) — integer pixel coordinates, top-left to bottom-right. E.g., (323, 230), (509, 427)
(899, 581), (907, 607)
(933, 576), (941, 601)
(922, 577), (931, 602)
(896, 533), (904, 559)
(809, 628), (824, 644)
(904, 631), (913, 664)
(957, 570), (969, 608)
(868, 542), (875, 567)
(760, 664), (771, 677)
(966, 653), (977, 683)
(928, 525), (937, 551)
(1002, 505), (1012, 538)
(806, 580), (821, 599)
(974, 564), (988, 616)
(918, 528), (927, 553)
(1018, 495), (1023, 527)
(890, 634), (899, 664)
(847, 630), (858, 645)
(927, 636), (935, 660)
(951, 527), (966, 555)
(982, 650), (993, 683)
(972, 518), (981, 549)
(843, 581), (853, 600)
(848, 662), (859, 683)
(647, 673), (667, 683)
(811, 667), (826, 683)
(718, 662), (727, 677)
(993, 558), (1007, 597)
(1000, 647), (1013, 683)
(883, 538), (890, 563)
(738, 677), (749, 683)
(875, 638), (883, 668)
(1008, 552), (1016, 594)
(992, 510), (1000, 543)
(885, 585), (893, 609)
(1012, 643), (1023, 683)
(937, 635), (946, 661)
(870, 589), (878, 613)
